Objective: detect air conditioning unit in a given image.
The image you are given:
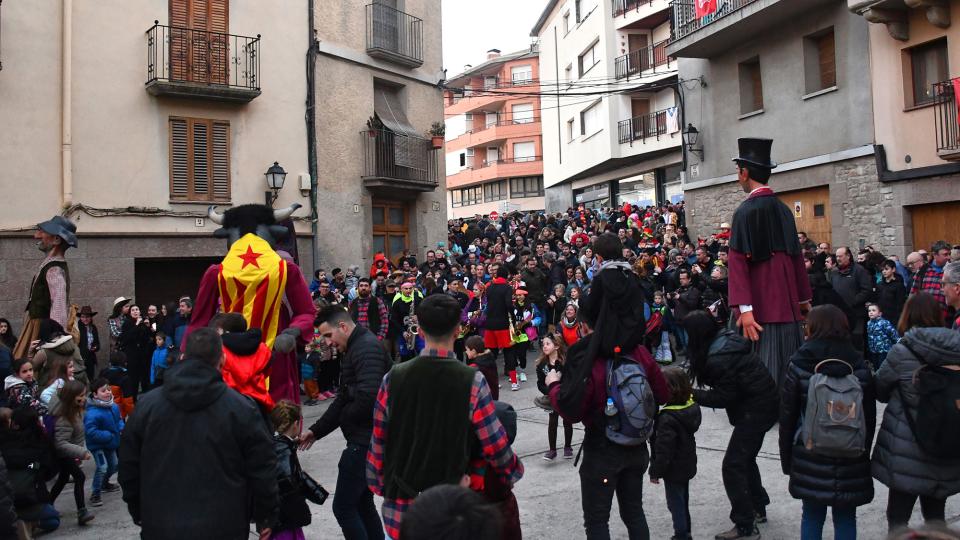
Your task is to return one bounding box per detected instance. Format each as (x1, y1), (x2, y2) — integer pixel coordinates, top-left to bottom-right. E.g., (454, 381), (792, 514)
(466, 148), (475, 156)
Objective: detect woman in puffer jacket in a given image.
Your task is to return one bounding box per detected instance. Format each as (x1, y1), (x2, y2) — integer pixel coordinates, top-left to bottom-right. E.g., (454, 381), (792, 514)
(779, 305), (875, 540)
(871, 323), (960, 532)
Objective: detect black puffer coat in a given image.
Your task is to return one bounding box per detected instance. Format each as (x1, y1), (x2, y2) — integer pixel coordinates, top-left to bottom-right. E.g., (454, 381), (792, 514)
(649, 401), (701, 482)
(872, 327), (960, 498)
(693, 330), (779, 427)
(779, 338), (876, 506)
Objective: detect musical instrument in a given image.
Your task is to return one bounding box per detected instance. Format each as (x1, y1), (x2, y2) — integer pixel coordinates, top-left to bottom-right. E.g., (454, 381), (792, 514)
(402, 295), (418, 351)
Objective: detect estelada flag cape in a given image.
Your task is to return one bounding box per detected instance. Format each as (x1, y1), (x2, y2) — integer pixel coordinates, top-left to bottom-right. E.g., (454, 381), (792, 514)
(218, 233), (288, 348)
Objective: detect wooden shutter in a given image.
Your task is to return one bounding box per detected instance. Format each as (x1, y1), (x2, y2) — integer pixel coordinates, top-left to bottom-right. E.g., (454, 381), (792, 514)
(169, 0), (229, 84)
(169, 117), (230, 202)
(170, 118), (190, 199)
(169, 0), (190, 81)
(818, 30), (836, 89)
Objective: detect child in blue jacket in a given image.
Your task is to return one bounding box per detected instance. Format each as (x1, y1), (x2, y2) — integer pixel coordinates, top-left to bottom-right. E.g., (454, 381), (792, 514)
(84, 377), (124, 507)
(150, 331), (170, 386)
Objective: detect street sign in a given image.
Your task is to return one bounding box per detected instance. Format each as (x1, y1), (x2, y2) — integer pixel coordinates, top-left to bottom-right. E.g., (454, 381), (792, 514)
(489, 210), (499, 220)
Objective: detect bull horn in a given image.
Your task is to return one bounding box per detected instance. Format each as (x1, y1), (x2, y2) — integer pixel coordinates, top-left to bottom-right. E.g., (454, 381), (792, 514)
(273, 203), (302, 222)
(207, 205), (225, 225)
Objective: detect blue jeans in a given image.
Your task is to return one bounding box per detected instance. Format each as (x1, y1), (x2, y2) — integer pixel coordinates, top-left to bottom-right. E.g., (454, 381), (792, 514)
(801, 501), (856, 540)
(332, 443), (384, 540)
(664, 481), (691, 538)
(92, 449), (118, 496)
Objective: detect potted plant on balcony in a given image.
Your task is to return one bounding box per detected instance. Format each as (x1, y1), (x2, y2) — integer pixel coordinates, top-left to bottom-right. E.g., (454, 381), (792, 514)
(429, 121), (445, 149)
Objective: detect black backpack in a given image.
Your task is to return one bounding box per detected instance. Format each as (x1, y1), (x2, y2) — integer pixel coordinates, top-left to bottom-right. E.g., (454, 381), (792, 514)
(899, 342), (960, 459)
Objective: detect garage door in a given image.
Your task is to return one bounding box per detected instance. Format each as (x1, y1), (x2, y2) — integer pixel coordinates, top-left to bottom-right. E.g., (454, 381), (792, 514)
(910, 201), (960, 252)
(777, 186), (831, 248)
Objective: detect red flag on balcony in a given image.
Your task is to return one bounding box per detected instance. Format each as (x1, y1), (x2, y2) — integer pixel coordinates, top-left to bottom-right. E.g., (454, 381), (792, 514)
(695, 0), (718, 18)
(952, 78), (960, 125)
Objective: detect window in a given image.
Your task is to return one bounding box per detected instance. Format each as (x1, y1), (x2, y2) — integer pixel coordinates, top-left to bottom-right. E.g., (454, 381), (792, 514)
(580, 101), (601, 136)
(511, 65), (533, 84)
(511, 103), (534, 124)
(567, 118), (575, 142)
(575, 0), (596, 23)
(578, 40), (600, 77)
(909, 38), (948, 106)
(372, 201), (407, 263)
(513, 141), (536, 162)
(803, 28), (836, 94)
(510, 176), (544, 198)
(484, 180), (508, 202)
(484, 76), (498, 89)
(457, 185), (483, 206)
(564, 64), (573, 84)
(814, 203), (825, 217)
(169, 117), (230, 202)
(563, 11), (570, 34)
(575, 0), (582, 22)
(452, 189), (463, 207)
(738, 57), (763, 114)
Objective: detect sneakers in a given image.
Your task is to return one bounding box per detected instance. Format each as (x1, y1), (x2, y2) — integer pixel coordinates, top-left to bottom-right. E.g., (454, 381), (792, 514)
(77, 508), (95, 526)
(563, 446), (574, 459)
(542, 450), (557, 461)
(89, 494), (102, 507)
(102, 481), (120, 493)
(323, 390), (337, 399)
(714, 526), (760, 540)
(519, 371), (527, 383)
(754, 511), (767, 524)
(511, 383), (520, 391)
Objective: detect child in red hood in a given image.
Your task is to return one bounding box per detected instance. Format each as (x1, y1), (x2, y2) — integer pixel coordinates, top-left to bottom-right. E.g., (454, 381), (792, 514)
(209, 313), (274, 415)
(369, 252), (393, 278)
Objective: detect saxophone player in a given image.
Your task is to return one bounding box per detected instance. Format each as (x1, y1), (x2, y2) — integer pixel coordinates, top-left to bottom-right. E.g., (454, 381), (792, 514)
(389, 280), (423, 362)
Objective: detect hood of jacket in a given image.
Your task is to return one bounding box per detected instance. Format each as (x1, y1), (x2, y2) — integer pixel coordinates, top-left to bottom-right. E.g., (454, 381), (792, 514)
(221, 328), (263, 357)
(790, 337), (864, 376)
(87, 396), (115, 410)
(662, 399), (701, 434)
(41, 337), (76, 356)
(902, 327), (960, 367)
(708, 329), (752, 357)
(161, 358), (228, 412)
(3, 375), (25, 391)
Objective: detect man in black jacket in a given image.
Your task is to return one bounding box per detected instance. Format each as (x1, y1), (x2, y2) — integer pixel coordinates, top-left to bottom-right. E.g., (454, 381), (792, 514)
(77, 306), (101, 380)
(828, 247), (874, 351)
(299, 304), (390, 540)
(118, 328), (278, 540)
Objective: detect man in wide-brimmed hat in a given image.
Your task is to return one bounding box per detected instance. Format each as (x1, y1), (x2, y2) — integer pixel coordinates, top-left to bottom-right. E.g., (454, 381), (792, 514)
(77, 305), (101, 379)
(720, 138), (812, 540)
(14, 215), (78, 359)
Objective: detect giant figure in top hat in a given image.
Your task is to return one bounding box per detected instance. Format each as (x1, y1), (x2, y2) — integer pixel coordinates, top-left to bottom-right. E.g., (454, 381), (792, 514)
(15, 216), (78, 360)
(728, 138), (811, 390)
(185, 203), (316, 408)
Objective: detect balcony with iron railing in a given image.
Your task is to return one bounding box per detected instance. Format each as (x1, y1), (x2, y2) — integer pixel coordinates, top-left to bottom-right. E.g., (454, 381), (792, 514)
(145, 22), (261, 102)
(614, 40), (673, 80)
(934, 78), (960, 161)
(446, 116), (542, 151)
(365, 3), (423, 68)
(617, 109), (674, 144)
(446, 156), (543, 187)
(669, 0), (758, 43)
(361, 129), (439, 192)
(612, 0), (671, 29)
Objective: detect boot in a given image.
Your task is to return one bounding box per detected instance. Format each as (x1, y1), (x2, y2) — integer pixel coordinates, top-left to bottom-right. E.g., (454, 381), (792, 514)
(77, 508), (95, 526)
(714, 525), (759, 540)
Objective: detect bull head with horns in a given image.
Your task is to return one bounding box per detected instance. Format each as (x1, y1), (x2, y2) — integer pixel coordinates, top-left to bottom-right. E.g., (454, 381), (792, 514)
(207, 203), (301, 248)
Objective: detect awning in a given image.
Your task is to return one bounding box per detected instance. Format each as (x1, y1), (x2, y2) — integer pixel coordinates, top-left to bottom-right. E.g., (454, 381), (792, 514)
(374, 88), (420, 138)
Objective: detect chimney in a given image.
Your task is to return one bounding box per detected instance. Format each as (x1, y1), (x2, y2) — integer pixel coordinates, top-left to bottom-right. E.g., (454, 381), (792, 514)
(487, 48), (501, 60)
(464, 64), (472, 72)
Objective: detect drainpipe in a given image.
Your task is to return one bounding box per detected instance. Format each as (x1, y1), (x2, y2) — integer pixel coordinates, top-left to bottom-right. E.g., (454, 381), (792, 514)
(306, 0), (320, 271)
(61, 0), (73, 209)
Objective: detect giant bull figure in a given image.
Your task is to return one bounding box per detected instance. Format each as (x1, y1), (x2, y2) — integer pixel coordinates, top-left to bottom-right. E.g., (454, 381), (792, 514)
(184, 203), (316, 406)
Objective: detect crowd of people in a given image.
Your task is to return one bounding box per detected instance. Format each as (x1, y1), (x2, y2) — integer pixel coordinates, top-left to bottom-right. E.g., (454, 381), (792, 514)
(0, 189), (959, 540)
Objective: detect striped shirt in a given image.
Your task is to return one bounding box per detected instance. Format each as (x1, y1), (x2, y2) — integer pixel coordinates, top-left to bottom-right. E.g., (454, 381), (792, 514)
(365, 348), (523, 539)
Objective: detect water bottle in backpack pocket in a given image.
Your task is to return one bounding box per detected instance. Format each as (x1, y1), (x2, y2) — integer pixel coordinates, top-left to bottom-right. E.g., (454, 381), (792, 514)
(605, 354), (656, 446)
(801, 359), (866, 458)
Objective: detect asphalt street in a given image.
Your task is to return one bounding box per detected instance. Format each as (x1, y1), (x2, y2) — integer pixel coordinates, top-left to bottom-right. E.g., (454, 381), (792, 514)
(50, 349), (960, 539)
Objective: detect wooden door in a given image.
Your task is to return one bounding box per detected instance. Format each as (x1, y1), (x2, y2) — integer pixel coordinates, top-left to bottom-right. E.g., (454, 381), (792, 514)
(631, 98), (650, 138)
(777, 186), (831, 247)
(628, 34), (649, 73)
(910, 202), (960, 252)
(372, 201), (409, 266)
(169, 0), (229, 84)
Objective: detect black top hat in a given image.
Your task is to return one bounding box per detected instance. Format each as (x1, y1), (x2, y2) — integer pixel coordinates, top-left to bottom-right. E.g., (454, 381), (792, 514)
(37, 216), (78, 248)
(731, 138), (777, 169)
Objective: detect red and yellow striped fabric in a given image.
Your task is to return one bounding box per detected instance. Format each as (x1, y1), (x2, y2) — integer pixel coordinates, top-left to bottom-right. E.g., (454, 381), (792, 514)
(217, 234), (288, 348)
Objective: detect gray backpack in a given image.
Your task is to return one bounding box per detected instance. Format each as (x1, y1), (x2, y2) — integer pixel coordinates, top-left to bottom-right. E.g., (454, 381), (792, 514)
(801, 359), (866, 458)
(604, 355), (656, 446)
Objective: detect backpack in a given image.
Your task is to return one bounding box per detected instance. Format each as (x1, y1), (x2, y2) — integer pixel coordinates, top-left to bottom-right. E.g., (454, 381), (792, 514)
(801, 359), (866, 458)
(898, 342), (960, 459)
(604, 353), (656, 446)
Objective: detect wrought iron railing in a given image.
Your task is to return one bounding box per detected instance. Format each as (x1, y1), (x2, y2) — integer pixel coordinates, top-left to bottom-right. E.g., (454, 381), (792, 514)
(361, 129), (439, 185)
(365, 3), (423, 66)
(614, 40), (673, 79)
(463, 116), (542, 136)
(146, 22), (260, 90)
(479, 156), (543, 167)
(613, 0), (657, 17)
(934, 79), (960, 157)
(617, 109), (669, 144)
(670, 0), (758, 42)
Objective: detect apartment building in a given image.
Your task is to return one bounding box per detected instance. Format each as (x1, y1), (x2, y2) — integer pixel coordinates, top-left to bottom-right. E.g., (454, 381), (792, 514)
(0, 0), (446, 320)
(315, 0), (446, 267)
(847, 0), (960, 251)
(532, 0), (684, 213)
(443, 48), (545, 219)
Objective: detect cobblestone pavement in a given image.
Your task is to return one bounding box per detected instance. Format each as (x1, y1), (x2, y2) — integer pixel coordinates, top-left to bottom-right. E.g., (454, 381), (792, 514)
(51, 350), (960, 539)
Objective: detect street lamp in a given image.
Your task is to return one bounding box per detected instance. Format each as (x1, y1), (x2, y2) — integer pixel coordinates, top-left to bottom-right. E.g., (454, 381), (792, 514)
(682, 123), (704, 161)
(264, 161), (287, 207)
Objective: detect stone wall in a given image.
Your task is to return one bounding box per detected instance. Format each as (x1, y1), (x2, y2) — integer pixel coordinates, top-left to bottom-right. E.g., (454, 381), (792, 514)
(684, 181), (743, 240)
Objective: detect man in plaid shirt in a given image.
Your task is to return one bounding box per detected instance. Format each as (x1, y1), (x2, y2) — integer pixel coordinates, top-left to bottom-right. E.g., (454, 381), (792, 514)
(910, 240), (954, 323)
(349, 278), (390, 341)
(366, 294), (523, 539)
